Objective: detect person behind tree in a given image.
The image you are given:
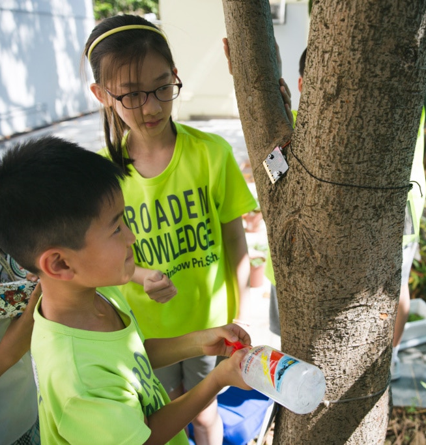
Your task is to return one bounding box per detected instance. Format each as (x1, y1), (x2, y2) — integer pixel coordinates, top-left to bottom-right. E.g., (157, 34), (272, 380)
(0, 136), (251, 445)
(84, 14), (257, 444)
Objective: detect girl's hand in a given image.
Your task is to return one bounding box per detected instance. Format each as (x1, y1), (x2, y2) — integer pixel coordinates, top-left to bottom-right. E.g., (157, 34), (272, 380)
(0, 281), (41, 376)
(223, 37), (283, 76)
(23, 281), (42, 315)
(143, 270), (177, 303)
(199, 324), (251, 357)
(223, 36), (293, 126)
(223, 37), (233, 75)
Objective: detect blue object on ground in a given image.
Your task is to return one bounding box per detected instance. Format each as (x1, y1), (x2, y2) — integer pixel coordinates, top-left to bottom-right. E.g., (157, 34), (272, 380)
(188, 387), (273, 445)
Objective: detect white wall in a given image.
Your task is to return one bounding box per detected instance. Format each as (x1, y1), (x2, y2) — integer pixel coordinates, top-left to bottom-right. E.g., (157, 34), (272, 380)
(274, 1), (310, 110)
(160, 0), (309, 120)
(0, 0), (96, 138)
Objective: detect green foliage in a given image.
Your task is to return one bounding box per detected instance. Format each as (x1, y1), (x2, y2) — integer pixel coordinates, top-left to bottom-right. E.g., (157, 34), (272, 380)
(409, 215), (426, 300)
(407, 312), (425, 322)
(250, 257), (266, 268)
(93, 0), (159, 21)
(253, 243), (268, 254)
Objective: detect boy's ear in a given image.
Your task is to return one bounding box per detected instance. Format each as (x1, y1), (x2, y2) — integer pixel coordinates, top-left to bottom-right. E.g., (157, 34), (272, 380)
(298, 76), (303, 93)
(173, 67), (178, 77)
(37, 249), (75, 281)
(90, 83), (110, 106)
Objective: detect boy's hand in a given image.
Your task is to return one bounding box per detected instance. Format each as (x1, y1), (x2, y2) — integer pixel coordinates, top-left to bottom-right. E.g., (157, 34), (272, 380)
(199, 323), (251, 357)
(279, 78), (294, 127)
(214, 349), (252, 390)
(143, 270), (177, 303)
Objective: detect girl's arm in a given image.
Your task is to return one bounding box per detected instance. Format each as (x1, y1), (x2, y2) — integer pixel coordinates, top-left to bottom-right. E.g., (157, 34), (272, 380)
(221, 217), (251, 326)
(0, 282), (41, 376)
(145, 349), (251, 445)
(131, 266), (177, 303)
(144, 323), (251, 370)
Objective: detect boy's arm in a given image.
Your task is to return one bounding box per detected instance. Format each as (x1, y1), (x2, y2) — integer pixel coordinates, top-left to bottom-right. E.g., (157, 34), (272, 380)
(0, 282), (41, 376)
(131, 266), (177, 303)
(221, 217), (251, 325)
(145, 323), (251, 369)
(145, 349), (250, 445)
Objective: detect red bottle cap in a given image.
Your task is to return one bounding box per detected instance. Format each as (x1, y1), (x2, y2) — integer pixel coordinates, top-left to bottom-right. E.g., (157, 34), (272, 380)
(224, 339), (246, 356)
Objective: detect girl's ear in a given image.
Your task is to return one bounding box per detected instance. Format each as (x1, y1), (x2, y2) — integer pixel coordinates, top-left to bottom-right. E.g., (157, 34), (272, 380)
(90, 83), (110, 106)
(37, 249), (75, 281)
(173, 67), (178, 77)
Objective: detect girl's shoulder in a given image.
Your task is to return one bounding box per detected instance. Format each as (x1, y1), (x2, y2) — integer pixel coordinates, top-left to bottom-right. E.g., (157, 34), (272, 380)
(175, 122), (232, 153)
(97, 146), (112, 160)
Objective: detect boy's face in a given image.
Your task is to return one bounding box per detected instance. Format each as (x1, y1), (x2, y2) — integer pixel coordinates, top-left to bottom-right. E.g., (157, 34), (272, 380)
(70, 190), (136, 288)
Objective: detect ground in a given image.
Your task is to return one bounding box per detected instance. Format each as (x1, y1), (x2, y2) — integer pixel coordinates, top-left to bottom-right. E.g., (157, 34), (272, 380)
(386, 407), (426, 444)
(246, 407), (426, 445)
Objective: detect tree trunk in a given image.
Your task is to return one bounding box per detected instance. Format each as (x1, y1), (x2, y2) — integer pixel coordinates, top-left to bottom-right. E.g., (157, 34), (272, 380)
(222, 0), (426, 443)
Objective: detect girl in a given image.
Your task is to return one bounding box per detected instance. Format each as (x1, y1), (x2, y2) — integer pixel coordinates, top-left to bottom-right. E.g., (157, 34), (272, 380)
(84, 15), (256, 444)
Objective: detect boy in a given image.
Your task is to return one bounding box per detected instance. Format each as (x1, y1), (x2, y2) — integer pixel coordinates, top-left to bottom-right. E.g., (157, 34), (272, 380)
(0, 136), (251, 445)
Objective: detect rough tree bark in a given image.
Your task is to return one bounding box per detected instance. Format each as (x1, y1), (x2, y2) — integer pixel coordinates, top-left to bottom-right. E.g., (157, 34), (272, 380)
(222, 0), (426, 443)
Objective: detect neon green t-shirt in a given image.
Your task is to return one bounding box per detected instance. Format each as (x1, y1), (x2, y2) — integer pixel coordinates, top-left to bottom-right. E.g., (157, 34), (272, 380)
(265, 108), (426, 285)
(403, 107), (425, 246)
(31, 286), (188, 445)
(99, 123), (256, 338)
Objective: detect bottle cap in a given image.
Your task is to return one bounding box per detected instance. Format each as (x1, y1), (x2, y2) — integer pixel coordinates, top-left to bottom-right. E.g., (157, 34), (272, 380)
(224, 339), (246, 356)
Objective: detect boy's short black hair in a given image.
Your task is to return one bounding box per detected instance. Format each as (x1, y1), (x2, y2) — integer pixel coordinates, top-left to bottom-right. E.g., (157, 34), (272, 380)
(0, 136), (125, 273)
(299, 48), (307, 78)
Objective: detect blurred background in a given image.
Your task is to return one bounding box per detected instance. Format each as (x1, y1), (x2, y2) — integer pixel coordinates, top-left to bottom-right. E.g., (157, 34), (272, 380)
(0, 0), (308, 135)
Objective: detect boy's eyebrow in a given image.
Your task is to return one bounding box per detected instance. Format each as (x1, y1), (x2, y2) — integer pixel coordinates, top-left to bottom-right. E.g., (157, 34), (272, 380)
(110, 210), (124, 227)
(120, 72), (172, 89)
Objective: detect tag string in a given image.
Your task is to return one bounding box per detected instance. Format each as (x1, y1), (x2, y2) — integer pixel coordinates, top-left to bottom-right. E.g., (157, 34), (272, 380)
(322, 375), (391, 408)
(282, 141), (417, 194)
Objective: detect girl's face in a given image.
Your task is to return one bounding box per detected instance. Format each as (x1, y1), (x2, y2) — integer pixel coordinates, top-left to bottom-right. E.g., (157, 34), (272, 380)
(106, 50), (177, 140)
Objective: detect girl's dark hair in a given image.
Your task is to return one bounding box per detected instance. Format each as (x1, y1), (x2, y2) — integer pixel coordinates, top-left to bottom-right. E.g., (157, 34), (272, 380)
(0, 136), (124, 273)
(83, 15), (176, 175)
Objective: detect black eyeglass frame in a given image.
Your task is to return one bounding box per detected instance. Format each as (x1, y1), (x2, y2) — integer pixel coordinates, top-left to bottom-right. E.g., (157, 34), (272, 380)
(105, 75), (183, 109)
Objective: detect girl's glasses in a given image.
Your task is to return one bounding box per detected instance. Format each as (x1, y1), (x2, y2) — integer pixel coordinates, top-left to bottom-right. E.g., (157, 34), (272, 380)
(106, 75), (183, 109)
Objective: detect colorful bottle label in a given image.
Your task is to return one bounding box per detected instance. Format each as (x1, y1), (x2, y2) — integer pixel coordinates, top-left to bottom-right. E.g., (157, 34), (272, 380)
(272, 353), (299, 392)
(244, 346), (299, 392)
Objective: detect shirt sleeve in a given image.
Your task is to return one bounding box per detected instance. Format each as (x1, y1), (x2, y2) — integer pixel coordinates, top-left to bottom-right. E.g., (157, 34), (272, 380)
(58, 394), (151, 445)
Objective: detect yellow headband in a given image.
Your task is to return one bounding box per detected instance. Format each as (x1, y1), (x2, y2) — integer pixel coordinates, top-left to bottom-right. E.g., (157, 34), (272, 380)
(87, 24), (168, 62)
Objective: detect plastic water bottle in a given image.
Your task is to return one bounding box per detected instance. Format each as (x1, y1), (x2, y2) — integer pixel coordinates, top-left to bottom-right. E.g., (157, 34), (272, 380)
(239, 344), (326, 414)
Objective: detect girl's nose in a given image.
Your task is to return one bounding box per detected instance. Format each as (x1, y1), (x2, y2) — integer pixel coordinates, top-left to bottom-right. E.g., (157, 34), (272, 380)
(142, 92), (162, 116)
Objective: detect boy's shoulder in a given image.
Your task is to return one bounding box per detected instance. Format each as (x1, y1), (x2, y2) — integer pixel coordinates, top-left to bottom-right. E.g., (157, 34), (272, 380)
(33, 286), (130, 336)
(97, 285), (127, 305)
